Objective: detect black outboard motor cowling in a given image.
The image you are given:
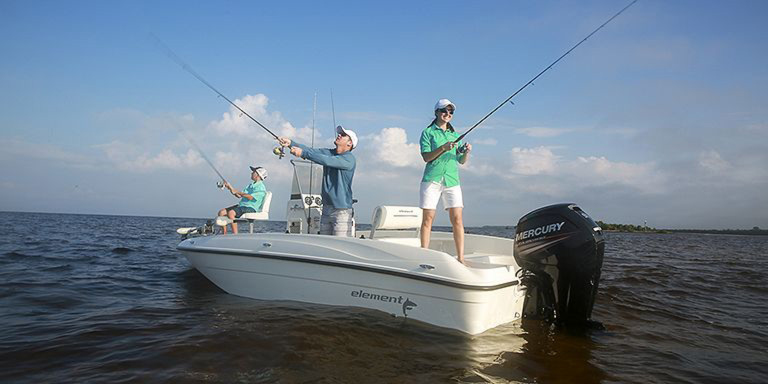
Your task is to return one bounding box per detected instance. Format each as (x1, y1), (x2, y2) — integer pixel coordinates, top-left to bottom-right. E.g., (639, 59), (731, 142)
(513, 203), (604, 327)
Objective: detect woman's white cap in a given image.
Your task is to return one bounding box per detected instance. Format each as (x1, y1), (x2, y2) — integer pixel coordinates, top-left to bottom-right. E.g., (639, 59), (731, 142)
(434, 98), (456, 111)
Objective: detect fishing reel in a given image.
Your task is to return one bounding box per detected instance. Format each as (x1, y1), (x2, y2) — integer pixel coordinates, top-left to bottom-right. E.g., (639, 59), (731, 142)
(216, 181), (225, 189)
(457, 143), (469, 154)
(273, 146), (285, 159)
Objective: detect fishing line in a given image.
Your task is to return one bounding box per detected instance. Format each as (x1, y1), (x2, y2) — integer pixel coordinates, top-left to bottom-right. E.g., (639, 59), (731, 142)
(150, 34), (281, 141)
(454, 0), (638, 144)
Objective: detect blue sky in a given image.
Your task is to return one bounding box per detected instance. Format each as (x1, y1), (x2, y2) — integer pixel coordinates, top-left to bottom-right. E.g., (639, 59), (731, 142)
(1, 0), (767, 229)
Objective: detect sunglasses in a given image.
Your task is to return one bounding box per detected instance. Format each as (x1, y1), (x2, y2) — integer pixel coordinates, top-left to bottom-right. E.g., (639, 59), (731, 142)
(438, 108), (455, 115)
(337, 132), (348, 137)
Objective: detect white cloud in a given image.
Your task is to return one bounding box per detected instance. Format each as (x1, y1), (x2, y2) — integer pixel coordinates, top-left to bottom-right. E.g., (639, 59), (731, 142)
(212, 94), (281, 136)
(698, 150), (731, 173)
(213, 149), (243, 174)
(473, 146), (667, 197)
(462, 159), (498, 176)
(92, 95), (323, 176)
(509, 146), (559, 175)
(208, 94), (317, 144)
(132, 149), (201, 171)
(366, 127), (423, 168)
(570, 156), (663, 194)
(96, 141), (203, 172)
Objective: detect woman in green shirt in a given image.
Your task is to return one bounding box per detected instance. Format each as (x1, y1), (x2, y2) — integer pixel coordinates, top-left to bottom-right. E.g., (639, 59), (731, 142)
(419, 99), (472, 263)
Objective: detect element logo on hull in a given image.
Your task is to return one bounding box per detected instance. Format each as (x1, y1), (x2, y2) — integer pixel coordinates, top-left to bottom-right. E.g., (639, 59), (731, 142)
(351, 289), (418, 317)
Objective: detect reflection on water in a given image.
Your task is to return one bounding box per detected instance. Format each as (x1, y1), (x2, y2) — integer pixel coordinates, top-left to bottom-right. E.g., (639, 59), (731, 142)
(1, 212), (767, 383)
(460, 321), (607, 384)
(175, 265), (605, 383)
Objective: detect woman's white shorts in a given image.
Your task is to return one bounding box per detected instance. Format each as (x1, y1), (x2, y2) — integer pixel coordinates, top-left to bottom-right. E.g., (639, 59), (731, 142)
(419, 181), (463, 210)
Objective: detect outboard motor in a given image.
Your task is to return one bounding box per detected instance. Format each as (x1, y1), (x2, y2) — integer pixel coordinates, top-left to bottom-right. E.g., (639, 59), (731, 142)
(513, 203), (604, 328)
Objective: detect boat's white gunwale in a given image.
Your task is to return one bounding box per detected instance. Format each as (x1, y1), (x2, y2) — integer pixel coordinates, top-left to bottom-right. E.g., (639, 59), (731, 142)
(178, 245), (519, 291)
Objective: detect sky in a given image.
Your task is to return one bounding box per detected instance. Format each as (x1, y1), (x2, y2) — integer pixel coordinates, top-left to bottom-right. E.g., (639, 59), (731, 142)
(1, 0), (767, 229)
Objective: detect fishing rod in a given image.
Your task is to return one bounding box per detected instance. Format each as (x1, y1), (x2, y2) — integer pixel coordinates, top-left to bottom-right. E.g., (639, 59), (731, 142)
(151, 34), (286, 158)
(178, 129), (230, 189)
(312, 91), (317, 149)
(454, 0), (637, 144)
(308, 91), (317, 227)
(330, 89), (337, 130)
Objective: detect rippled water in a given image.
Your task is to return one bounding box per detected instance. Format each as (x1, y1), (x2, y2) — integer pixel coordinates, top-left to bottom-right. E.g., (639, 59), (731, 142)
(1, 212), (766, 383)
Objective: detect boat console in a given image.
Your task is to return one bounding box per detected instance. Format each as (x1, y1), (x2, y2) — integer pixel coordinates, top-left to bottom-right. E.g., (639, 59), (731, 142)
(285, 160), (324, 234)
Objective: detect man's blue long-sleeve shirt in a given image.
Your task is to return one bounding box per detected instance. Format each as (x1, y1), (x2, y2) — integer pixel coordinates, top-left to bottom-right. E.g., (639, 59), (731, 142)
(293, 142), (356, 209)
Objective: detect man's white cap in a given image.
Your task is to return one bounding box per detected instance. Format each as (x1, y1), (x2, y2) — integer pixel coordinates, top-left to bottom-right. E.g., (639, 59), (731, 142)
(249, 166), (268, 180)
(434, 98), (456, 111)
(336, 125), (358, 149)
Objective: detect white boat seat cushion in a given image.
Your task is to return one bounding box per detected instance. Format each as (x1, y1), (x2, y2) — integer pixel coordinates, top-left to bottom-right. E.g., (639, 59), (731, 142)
(370, 206), (422, 239)
(371, 206), (422, 230)
(240, 191), (272, 221)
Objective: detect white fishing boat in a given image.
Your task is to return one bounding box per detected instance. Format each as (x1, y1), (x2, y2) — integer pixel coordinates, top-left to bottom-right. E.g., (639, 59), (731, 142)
(168, 0), (629, 333)
(177, 161), (605, 334)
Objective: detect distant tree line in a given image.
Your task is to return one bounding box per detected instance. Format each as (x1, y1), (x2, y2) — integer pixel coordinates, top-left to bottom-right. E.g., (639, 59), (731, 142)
(595, 221), (657, 232)
(595, 221), (767, 235)
(662, 227), (768, 236)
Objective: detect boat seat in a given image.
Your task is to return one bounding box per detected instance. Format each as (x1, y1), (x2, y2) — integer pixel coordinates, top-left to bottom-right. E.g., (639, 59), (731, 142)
(234, 191), (273, 233)
(370, 205), (422, 240)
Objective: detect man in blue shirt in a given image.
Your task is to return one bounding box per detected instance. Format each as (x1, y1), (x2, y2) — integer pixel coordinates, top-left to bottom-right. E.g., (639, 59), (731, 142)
(217, 166), (268, 234)
(278, 125), (357, 236)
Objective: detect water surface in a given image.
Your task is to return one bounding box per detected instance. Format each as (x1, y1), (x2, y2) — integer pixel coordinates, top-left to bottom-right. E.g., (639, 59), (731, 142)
(1, 212), (766, 383)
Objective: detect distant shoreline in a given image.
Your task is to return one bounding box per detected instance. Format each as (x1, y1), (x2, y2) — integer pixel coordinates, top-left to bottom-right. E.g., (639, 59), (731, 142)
(601, 229), (768, 236)
(0, 211), (764, 235)
(596, 221), (768, 236)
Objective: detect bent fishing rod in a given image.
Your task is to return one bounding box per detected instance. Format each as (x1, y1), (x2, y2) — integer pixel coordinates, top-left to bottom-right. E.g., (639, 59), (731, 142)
(178, 128), (230, 189)
(151, 34), (285, 157)
(454, 0), (637, 144)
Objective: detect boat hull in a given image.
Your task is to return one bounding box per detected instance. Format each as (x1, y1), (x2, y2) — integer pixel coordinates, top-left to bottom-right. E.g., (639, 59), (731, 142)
(179, 233), (525, 334)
